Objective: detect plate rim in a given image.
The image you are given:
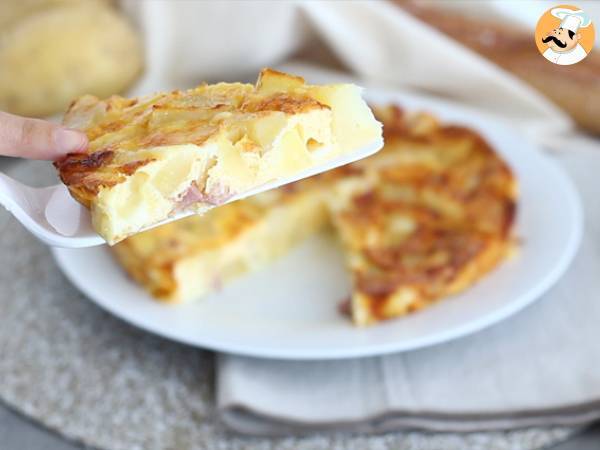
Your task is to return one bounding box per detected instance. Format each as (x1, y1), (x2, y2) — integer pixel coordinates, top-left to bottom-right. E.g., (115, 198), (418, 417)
(51, 89), (584, 360)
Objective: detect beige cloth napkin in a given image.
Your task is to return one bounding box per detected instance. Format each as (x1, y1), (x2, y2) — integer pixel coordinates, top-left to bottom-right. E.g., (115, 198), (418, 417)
(119, 0), (600, 436)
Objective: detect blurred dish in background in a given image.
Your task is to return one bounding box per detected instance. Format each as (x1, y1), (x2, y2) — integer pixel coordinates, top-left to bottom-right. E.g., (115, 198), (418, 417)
(0, 0), (143, 117)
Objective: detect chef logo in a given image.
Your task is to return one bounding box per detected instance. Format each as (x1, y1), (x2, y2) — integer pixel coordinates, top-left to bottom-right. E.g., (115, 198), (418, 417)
(535, 5), (595, 65)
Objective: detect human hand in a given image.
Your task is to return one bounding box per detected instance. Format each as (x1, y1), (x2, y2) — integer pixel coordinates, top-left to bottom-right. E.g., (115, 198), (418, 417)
(0, 111), (87, 160)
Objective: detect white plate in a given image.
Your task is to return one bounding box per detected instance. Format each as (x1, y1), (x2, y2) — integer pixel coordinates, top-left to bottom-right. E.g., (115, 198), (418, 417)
(52, 89), (583, 360)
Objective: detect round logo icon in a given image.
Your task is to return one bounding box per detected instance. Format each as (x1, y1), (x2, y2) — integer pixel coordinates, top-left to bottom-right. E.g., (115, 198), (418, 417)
(535, 4), (595, 65)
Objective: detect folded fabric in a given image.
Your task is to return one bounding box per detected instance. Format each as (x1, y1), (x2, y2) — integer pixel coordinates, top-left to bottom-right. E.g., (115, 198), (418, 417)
(121, 1), (579, 144)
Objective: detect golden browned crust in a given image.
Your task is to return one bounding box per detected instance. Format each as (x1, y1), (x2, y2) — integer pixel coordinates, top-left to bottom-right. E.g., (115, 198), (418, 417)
(54, 68), (331, 209)
(330, 105), (517, 325)
(242, 93), (328, 115)
(53, 150), (155, 206)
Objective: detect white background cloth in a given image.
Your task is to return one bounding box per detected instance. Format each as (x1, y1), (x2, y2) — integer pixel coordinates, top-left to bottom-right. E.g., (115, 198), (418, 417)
(118, 0), (600, 436)
(120, 0), (598, 143)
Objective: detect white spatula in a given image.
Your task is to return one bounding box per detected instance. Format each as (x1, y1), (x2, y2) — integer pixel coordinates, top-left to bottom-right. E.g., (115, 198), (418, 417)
(0, 137), (383, 248)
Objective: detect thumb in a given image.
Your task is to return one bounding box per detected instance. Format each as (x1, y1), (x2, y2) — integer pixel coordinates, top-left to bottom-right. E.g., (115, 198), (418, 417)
(0, 111), (88, 160)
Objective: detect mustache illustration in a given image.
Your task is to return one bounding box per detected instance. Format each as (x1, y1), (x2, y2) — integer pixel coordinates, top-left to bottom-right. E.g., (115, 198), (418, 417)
(542, 35), (567, 48)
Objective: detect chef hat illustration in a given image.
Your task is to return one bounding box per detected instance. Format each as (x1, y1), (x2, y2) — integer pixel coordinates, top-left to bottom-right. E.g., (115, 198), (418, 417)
(551, 8), (592, 33)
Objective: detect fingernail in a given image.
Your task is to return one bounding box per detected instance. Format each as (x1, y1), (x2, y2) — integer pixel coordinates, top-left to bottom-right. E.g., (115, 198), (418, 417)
(54, 128), (88, 153)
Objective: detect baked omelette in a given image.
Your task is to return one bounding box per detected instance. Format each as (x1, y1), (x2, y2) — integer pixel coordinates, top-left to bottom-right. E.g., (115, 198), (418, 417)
(328, 106), (517, 325)
(54, 69), (382, 244)
(113, 104), (517, 326)
(112, 179), (326, 302)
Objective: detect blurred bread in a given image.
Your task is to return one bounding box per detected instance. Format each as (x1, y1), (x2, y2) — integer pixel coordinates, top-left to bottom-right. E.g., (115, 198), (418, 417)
(0, 0), (142, 117)
(398, 1), (600, 136)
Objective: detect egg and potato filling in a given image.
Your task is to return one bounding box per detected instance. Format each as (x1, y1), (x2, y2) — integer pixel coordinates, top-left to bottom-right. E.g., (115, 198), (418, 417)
(112, 105), (517, 326)
(54, 69), (382, 244)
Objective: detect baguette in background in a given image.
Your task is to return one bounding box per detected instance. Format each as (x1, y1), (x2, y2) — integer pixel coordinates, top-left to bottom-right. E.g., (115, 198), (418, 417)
(398, 1), (600, 136)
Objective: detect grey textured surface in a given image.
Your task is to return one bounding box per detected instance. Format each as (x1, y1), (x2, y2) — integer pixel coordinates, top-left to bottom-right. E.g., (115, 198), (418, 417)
(552, 426), (600, 450)
(0, 160), (589, 449)
(2, 402), (600, 450)
(0, 404), (84, 450)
